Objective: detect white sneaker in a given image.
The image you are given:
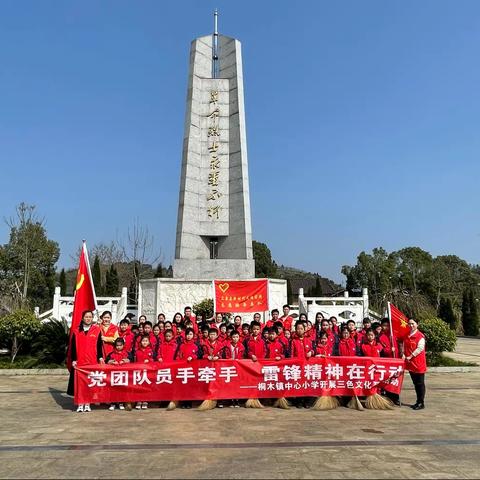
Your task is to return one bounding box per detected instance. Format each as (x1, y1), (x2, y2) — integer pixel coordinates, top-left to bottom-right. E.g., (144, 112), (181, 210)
(135, 403), (142, 410)
(84, 404), (91, 412)
(119, 404), (125, 410)
(142, 402), (148, 409)
(108, 404), (115, 411)
(76, 404), (84, 413)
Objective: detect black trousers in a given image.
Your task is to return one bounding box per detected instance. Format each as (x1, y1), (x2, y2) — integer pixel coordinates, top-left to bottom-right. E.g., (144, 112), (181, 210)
(409, 372), (426, 404)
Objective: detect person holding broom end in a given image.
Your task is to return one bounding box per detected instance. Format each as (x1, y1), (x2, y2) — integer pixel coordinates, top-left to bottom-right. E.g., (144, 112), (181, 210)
(402, 318), (427, 410)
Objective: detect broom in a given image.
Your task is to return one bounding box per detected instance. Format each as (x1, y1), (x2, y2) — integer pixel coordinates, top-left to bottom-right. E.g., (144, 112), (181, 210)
(347, 395), (364, 411)
(273, 397), (290, 409)
(245, 398), (264, 408)
(166, 401), (179, 411)
(197, 399), (217, 411)
(365, 393), (394, 410)
(311, 395), (340, 411)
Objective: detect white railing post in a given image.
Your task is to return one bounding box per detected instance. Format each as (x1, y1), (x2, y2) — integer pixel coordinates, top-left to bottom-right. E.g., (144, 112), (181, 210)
(362, 287), (369, 319)
(53, 287), (61, 320)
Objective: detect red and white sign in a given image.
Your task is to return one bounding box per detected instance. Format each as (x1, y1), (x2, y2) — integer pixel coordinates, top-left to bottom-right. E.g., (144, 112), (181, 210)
(75, 357), (404, 404)
(214, 279), (269, 313)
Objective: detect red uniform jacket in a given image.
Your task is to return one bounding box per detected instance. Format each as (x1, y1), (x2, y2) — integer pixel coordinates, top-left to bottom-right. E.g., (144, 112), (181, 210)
(246, 335), (267, 359)
(135, 346), (154, 363)
(202, 340), (224, 358)
(158, 340), (178, 362)
(337, 337), (357, 356)
(279, 315), (293, 332)
(223, 341), (245, 359)
(361, 341), (382, 357)
(266, 339), (286, 359)
(290, 337), (314, 359)
(175, 340), (200, 360)
(404, 330), (427, 373)
(278, 334), (289, 349)
(315, 342), (332, 357)
(100, 323), (118, 358)
(378, 332), (394, 357)
(118, 330), (134, 353)
(106, 349), (130, 364)
(72, 325), (102, 366)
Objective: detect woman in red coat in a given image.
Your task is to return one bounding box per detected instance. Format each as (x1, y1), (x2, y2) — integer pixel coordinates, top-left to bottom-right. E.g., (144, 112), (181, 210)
(67, 310), (104, 412)
(402, 318), (427, 410)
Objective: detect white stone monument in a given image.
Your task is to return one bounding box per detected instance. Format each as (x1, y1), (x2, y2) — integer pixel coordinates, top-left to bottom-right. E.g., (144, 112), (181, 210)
(139, 13), (286, 319)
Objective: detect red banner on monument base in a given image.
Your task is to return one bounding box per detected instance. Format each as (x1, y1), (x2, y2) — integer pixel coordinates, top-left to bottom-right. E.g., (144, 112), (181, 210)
(214, 279), (268, 313)
(75, 357), (405, 405)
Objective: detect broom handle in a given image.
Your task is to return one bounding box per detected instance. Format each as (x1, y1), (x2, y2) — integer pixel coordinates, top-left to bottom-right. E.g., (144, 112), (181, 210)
(387, 302), (397, 358)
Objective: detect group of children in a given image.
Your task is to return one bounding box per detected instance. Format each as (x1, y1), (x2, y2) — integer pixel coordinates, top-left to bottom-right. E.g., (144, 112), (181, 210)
(93, 305), (397, 411)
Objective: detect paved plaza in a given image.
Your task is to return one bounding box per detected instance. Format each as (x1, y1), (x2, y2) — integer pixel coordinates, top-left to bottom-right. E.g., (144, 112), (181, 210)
(1, 364), (480, 479)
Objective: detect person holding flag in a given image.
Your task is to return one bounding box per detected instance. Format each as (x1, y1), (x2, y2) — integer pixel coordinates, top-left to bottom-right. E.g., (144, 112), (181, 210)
(66, 241), (101, 412)
(402, 318), (427, 410)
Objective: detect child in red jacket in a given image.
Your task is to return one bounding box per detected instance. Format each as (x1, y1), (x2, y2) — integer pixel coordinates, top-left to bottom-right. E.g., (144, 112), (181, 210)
(266, 327), (286, 360)
(202, 328), (224, 360)
(245, 321), (267, 361)
(361, 329), (383, 357)
(337, 327), (357, 356)
(222, 330), (245, 407)
(157, 329), (178, 363)
(134, 335), (154, 410)
(105, 337), (131, 411)
(175, 328), (199, 361)
(315, 331), (333, 358)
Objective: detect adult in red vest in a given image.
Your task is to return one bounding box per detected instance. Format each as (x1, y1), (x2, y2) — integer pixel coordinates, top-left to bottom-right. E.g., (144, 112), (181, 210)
(402, 318), (427, 410)
(99, 310), (118, 358)
(67, 310), (104, 412)
(279, 304), (294, 332)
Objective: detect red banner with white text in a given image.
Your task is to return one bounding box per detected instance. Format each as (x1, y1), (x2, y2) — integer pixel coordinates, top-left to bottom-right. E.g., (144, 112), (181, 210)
(214, 280), (268, 313)
(74, 357), (405, 405)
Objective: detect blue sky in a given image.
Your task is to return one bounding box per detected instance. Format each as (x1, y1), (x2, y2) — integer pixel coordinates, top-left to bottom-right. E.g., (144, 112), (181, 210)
(1, 1), (479, 283)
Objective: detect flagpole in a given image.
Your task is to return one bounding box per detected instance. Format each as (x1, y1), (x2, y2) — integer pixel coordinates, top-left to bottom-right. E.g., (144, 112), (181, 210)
(387, 302), (396, 358)
(82, 240), (98, 315)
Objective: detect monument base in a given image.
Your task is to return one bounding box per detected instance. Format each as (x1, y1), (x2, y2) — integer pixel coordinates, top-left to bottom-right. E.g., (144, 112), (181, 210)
(173, 259), (255, 280)
(138, 277), (287, 321)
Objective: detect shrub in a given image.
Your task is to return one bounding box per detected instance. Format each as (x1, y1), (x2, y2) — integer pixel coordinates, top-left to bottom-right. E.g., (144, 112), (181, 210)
(31, 318), (69, 366)
(193, 298), (214, 320)
(0, 310), (41, 362)
(419, 316), (456, 362)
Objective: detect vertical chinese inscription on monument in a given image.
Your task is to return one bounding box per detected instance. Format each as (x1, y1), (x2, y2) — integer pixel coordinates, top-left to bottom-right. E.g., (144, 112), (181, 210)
(207, 90), (222, 220)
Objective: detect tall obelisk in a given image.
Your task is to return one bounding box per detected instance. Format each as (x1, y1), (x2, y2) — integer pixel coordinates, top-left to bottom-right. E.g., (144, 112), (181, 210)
(174, 12), (255, 279)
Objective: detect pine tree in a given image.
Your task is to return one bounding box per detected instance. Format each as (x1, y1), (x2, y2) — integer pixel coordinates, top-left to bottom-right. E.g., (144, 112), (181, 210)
(59, 268), (67, 296)
(105, 264), (119, 296)
(314, 276), (323, 296)
(92, 255), (103, 296)
(468, 290), (479, 336)
(462, 289), (479, 336)
(154, 263), (164, 278)
(286, 279), (293, 304)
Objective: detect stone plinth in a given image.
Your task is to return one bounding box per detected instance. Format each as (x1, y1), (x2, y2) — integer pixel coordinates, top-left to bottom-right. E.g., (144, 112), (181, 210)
(139, 277), (286, 321)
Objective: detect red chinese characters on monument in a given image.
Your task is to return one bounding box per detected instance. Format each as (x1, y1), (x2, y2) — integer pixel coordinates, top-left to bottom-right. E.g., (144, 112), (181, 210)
(214, 280), (268, 313)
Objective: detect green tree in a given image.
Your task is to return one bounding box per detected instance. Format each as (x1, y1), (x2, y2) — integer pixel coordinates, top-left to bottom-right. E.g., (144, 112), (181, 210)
(0, 309), (41, 362)
(438, 297), (457, 330)
(59, 268), (67, 296)
(253, 241), (277, 277)
(0, 203), (60, 310)
(462, 289), (479, 336)
(193, 298), (214, 320)
(418, 316), (456, 363)
(154, 263), (165, 278)
(105, 264), (119, 296)
(31, 318), (69, 365)
(286, 279), (294, 304)
(392, 247), (432, 293)
(92, 255), (103, 295)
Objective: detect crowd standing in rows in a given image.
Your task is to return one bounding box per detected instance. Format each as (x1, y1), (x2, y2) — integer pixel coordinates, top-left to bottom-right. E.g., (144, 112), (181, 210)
(68, 305), (426, 413)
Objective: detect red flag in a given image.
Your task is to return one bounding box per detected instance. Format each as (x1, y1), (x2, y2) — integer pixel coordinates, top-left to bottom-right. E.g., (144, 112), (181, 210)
(214, 280), (268, 313)
(67, 241), (97, 369)
(388, 302), (410, 341)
